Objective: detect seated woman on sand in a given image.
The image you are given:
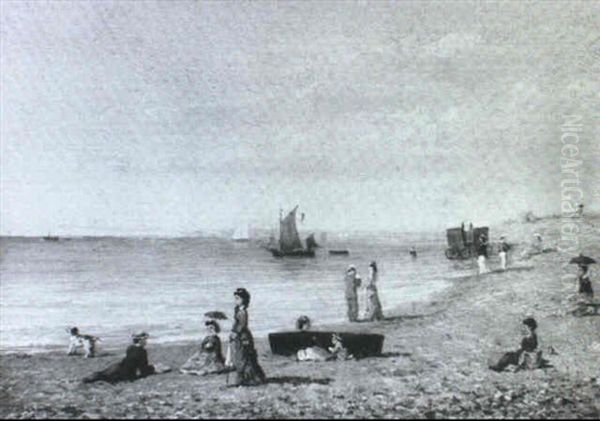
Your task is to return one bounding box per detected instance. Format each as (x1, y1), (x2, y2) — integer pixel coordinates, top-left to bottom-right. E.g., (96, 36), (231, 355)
(180, 320), (226, 376)
(489, 318), (543, 372)
(83, 332), (169, 384)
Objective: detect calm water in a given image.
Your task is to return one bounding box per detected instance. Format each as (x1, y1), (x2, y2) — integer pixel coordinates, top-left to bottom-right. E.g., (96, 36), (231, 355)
(0, 234), (472, 352)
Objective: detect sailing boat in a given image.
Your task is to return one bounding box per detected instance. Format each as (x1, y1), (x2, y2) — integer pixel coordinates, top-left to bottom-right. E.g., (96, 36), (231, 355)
(231, 223), (250, 242)
(268, 206), (316, 258)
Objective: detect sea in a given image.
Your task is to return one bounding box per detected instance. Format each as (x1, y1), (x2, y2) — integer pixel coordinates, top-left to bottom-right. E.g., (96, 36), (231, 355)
(0, 233), (476, 353)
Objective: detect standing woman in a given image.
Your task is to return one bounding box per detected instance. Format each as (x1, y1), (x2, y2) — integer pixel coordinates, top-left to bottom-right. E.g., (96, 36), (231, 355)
(364, 261), (384, 321)
(229, 288), (266, 386)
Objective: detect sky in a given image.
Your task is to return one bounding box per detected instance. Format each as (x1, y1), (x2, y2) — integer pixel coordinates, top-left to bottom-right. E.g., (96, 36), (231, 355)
(1, 0), (599, 236)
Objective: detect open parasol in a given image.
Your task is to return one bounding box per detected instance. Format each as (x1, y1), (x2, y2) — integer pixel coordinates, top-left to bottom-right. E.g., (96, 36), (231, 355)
(569, 254), (597, 265)
(204, 311), (228, 320)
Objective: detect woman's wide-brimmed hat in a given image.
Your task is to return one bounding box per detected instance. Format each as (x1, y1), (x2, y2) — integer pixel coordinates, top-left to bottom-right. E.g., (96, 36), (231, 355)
(346, 265), (357, 273)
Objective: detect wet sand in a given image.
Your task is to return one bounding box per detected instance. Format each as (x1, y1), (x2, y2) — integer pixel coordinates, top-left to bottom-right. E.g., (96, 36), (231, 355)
(1, 215), (600, 419)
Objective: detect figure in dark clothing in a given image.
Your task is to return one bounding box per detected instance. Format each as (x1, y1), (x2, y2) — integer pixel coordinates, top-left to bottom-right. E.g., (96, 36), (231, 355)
(489, 318), (541, 372)
(477, 234), (489, 274)
(409, 247), (417, 258)
(344, 265), (361, 322)
(228, 288), (266, 387)
(180, 320), (226, 376)
(83, 332), (155, 384)
(577, 265), (594, 299)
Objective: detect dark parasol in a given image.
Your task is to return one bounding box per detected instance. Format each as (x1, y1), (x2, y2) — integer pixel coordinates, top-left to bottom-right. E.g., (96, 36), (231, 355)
(204, 311), (228, 320)
(569, 254), (597, 265)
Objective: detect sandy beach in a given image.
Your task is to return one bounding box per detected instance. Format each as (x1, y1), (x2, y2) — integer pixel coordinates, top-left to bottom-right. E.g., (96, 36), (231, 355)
(1, 215), (599, 419)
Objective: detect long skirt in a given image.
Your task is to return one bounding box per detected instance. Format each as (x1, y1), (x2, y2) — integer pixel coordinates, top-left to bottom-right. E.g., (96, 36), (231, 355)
(229, 331), (266, 386)
(499, 251), (507, 270)
(365, 286), (384, 321)
(477, 255), (489, 274)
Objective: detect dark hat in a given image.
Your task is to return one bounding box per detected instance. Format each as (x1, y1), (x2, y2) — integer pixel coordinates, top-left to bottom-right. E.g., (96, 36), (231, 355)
(70, 327), (79, 335)
(204, 320), (221, 333)
(234, 287), (251, 306)
(132, 332), (149, 340)
(296, 315), (311, 331)
(522, 318), (537, 330)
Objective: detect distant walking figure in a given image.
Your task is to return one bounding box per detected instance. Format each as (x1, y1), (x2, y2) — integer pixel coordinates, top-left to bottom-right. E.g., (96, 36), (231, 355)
(364, 261), (384, 321)
(498, 236), (511, 271)
(228, 288), (266, 387)
(344, 265), (361, 322)
(477, 234), (489, 274)
(409, 247), (417, 258)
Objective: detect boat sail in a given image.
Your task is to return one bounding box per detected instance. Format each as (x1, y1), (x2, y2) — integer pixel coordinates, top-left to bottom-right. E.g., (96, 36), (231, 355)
(231, 223), (249, 242)
(268, 206), (315, 257)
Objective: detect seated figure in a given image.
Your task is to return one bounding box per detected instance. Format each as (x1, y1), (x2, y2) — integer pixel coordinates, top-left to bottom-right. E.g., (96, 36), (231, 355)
(489, 318), (543, 372)
(180, 320), (226, 376)
(328, 333), (353, 361)
(67, 327), (99, 358)
(83, 332), (168, 384)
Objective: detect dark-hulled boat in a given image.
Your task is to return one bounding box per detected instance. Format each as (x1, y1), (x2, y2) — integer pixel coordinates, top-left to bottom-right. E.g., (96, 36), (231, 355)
(267, 206), (316, 258)
(329, 249), (350, 255)
(268, 331), (384, 359)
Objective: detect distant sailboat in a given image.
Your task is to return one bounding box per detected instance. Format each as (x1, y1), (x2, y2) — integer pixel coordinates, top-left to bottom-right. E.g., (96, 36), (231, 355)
(231, 223), (250, 242)
(268, 206), (315, 258)
(43, 233), (59, 241)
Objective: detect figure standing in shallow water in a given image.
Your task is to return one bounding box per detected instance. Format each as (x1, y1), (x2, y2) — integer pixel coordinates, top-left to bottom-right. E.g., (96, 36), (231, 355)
(364, 261), (384, 321)
(228, 288), (266, 387)
(180, 320), (226, 376)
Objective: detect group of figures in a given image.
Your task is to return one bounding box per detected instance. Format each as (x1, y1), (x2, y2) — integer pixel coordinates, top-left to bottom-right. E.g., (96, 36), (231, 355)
(475, 233), (511, 274)
(344, 261), (384, 322)
(81, 288), (266, 387)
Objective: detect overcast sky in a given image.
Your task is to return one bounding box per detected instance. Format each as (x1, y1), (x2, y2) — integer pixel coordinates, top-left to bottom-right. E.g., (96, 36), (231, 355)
(1, 1), (599, 236)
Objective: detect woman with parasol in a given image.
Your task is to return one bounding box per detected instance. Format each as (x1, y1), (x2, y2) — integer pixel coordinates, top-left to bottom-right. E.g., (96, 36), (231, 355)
(179, 318), (226, 376)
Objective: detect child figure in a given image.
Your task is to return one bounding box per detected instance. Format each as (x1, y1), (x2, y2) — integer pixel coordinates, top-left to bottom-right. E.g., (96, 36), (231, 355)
(328, 333), (353, 360)
(67, 327), (99, 358)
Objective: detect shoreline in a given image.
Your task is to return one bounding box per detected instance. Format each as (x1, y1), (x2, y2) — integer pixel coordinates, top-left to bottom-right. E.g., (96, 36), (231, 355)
(2, 215), (599, 418)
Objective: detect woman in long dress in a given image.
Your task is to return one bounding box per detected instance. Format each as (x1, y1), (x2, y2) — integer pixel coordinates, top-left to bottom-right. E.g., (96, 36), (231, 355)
(83, 332), (156, 384)
(364, 261), (384, 321)
(180, 320), (226, 376)
(228, 288), (266, 386)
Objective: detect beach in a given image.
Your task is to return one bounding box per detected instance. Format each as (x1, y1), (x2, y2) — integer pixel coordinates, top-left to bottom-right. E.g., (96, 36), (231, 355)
(1, 215), (600, 419)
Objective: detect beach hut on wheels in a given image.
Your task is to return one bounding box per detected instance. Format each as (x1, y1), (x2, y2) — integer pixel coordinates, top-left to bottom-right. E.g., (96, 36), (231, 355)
(445, 225), (489, 260)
